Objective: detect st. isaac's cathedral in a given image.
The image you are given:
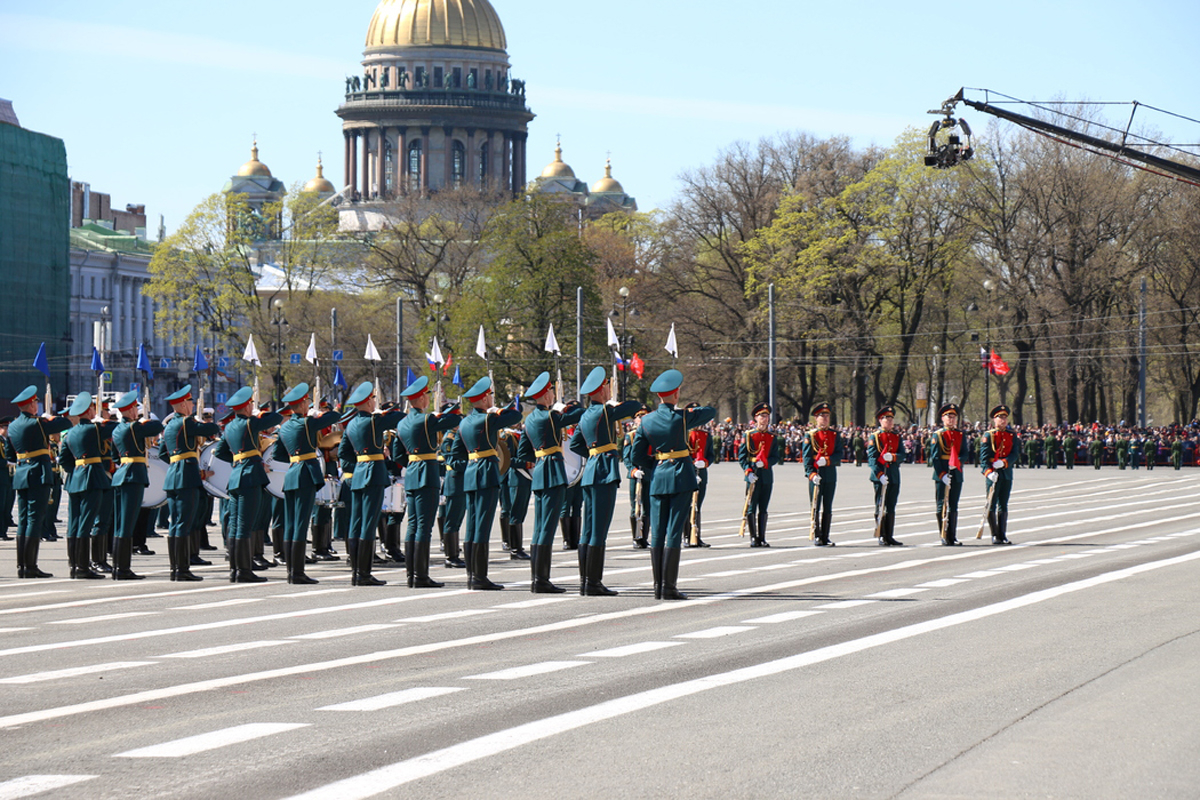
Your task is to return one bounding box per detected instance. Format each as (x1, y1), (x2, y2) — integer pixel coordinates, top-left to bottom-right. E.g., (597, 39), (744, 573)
(224, 0), (636, 233)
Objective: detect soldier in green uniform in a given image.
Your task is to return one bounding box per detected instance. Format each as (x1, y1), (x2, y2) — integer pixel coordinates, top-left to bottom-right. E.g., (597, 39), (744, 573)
(159, 385), (221, 581)
(567, 367), (642, 596)
(1043, 431), (1059, 469)
(437, 404), (467, 568)
(739, 401), (783, 547)
(110, 391), (163, 580)
(631, 369), (716, 600)
(212, 386), (282, 583)
(1116, 434), (1129, 469)
(1089, 436), (1103, 469)
(276, 383), (341, 584)
(802, 402), (843, 547)
(1063, 431), (1077, 469)
(685, 409), (715, 548)
(853, 432), (866, 467)
(1172, 436), (1184, 470)
(343, 381), (405, 586)
(1024, 434), (1041, 469)
(928, 403), (966, 546)
(867, 405), (903, 547)
(0, 416), (13, 542)
(980, 405), (1017, 545)
(333, 408), (356, 547)
(452, 376), (523, 591)
(501, 427), (532, 561)
(397, 376), (463, 588)
(518, 372), (584, 593)
(59, 393), (111, 579)
(624, 408), (651, 549)
(9, 386), (73, 577)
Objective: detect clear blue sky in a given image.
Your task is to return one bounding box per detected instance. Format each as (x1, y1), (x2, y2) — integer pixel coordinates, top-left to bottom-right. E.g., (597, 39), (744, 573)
(2, 0), (1196, 235)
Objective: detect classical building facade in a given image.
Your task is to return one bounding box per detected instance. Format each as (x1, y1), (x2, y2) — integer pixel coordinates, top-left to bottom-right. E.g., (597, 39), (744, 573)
(533, 142), (638, 219)
(336, 0), (534, 230)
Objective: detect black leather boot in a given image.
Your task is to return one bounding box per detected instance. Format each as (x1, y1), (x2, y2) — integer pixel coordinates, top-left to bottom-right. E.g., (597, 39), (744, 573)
(577, 543), (588, 595)
(691, 508), (710, 548)
(24, 535), (51, 578)
(757, 511), (770, 547)
(74, 537), (103, 579)
(584, 545), (617, 596)
(288, 541), (318, 584)
(15, 535), (27, 579)
(746, 513), (759, 547)
(468, 541), (502, 590)
(113, 538), (144, 580)
(463, 541), (474, 584)
(444, 527), (465, 568)
(234, 538), (265, 583)
(650, 545), (663, 600)
(405, 539), (415, 587)
(499, 515), (511, 552)
(509, 523), (530, 560)
(91, 534), (112, 574)
(661, 547), (687, 601)
(560, 518), (574, 550)
(413, 540), (444, 588)
(530, 544), (564, 593)
(347, 538), (360, 584)
(994, 508), (1011, 545)
(355, 537), (386, 586)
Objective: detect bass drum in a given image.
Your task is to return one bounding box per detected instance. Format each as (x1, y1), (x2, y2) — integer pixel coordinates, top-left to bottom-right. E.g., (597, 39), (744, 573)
(142, 447), (169, 508)
(563, 446), (585, 487)
(381, 480), (407, 514)
(200, 442), (231, 500)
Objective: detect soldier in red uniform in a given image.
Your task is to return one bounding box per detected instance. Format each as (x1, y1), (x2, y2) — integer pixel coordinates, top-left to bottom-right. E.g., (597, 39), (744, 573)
(866, 405), (903, 546)
(685, 407), (715, 548)
(739, 402), (784, 547)
(802, 402), (843, 546)
(979, 404), (1017, 545)
(928, 403), (965, 546)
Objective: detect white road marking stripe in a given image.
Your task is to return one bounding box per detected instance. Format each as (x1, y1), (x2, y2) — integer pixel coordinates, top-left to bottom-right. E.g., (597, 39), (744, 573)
(579, 642), (684, 658)
(0, 584), (249, 617)
(0, 591), (68, 602)
(1055, 553), (1096, 559)
(812, 599), (876, 609)
(742, 610), (823, 624)
(0, 775), (96, 799)
(283, 549), (1200, 800)
(0, 662), (154, 684)
(395, 609), (497, 623)
(48, 612), (158, 625)
(290, 625), (402, 640)
(704, 570), (755, 578)
(268, 589), (354, 598)
(492, 598), (576, 609)
(464, 661), (590, 680)
(994, 563), (1038, 571)
(1107, 543), (1139, 550)
(114, 723), (309, 758)
(1025, 559), (1061, 565)
(170, 598), (265, 610)
(866, 587), (927, 598)
(675, 626), (756, 639)
(318, 687), (464, 712)
(756, 563), (793, 570)
(0, 628), (33, 634)
(158, 641), (297, 659)
(917, 579), (967, 588)
(956, 571), (1003, 578)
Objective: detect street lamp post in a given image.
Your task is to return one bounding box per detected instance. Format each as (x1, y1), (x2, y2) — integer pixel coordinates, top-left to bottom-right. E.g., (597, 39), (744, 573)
(270, 298), (289, 404)
(983, 279), (995, 414)
(428, 294), (449, 397)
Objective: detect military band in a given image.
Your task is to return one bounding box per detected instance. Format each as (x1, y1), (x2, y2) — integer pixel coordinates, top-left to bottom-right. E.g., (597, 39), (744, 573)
(437, 407), (467, 568)
(277, 383), (342, 584)
(344, 381), (405, 586)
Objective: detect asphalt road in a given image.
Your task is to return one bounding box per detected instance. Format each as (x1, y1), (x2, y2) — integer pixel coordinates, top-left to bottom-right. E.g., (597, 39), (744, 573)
(1, 461), (1198, 799)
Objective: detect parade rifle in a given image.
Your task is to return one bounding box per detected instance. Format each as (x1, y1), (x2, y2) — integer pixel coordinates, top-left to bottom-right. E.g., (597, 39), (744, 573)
(977, 476), (998, 539)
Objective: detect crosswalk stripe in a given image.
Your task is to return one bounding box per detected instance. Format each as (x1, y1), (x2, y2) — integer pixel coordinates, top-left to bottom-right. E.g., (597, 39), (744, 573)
(158, 641), (297, 659)
(318, 687), (463, 711)
(395, 609), (496, 623)
(290, 624), (402, 640)
(463, 661), (590, 680)
(0, 662), (154, 684)
(48, 612), (158, 625)
(0, 775), (96, 799)
(170, 598), (265, 610)
(674, 626), (756, 639)
(579, 642), (683, 658)
(812, 599), (876, 610)
(866, 587), (927, 598)
(113, 723), (310, 758)
(742, 610), (823, 624)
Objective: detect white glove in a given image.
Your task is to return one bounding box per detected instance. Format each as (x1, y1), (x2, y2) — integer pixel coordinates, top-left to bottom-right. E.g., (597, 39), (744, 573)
(941, 474), (952, 486)
(400, 467), (407, 479)
(811, 474), (822, 486)
(880, 474), (889, 485)
(992, 459), (1005, 469)
(755, 460), (765, 469)
(817, 457), (828, 467)
(694, 459), (707, 469)
(438, 495), (447, 506)
(606, 398), (619, 407)
(746, 473), (758, 485)
(631, 468), (644, 480)
(882, 452), (894, 463)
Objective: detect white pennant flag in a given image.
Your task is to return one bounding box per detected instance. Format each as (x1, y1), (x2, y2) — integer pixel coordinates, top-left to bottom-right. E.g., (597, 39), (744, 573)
(364, 334), (382, 362)
(664, 323), (678, 358)
(544, 323), (560, 355)
(243, 335), (261, 366)
(606, 317), (621, 354)
(475, 325), (488, 360)
(305, 333), (318, 364)
(430, 336), (445, 367)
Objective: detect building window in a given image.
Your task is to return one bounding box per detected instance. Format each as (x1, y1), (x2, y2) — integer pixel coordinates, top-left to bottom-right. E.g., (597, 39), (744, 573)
(90, 276), (96, 298)
(415, 66), (426, 87)
(451, 67), (462, 89)
(398, 66), (408, 88)
(479, 142), (489, 188)
(408, 140), (422, 191)
(452, 141), (466, 189)
(384, 140), (394, 195)
(433, 66), (443, 88)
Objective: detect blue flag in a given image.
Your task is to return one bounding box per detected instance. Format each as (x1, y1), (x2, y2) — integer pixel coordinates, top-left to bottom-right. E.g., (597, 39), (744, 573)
(90, 347), (105, 373)
(333, 366), (348, 390)
(33, 342), (50, 378)
(193, 346), (209, 373)
(136, 343), (154, 381)
(406, 367), (417, 387)
(452, 365), (464, 388)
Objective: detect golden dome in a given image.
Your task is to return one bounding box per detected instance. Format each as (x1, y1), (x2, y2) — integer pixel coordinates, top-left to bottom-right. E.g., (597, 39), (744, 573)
(591, 159), (625, 194)
(237, 140), (272, 178)
(303, 156), (336, 194)
(540, 142), (576, 179)
(366, 0), (507, 51)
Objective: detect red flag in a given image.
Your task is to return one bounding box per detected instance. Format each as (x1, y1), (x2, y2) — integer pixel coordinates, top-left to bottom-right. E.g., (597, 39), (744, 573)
(988, 350), (1010, 376)
(442, 353), (454, 376)
(630, 352), (645, 379)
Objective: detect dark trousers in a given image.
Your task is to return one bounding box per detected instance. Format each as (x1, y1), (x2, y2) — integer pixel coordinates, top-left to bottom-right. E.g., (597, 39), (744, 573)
(532, 485), (564, 547)
(649, 491), (691, 549)
(581, 482), (618, 548)
(405, 484), (438, 543)
(166, 488), (199, 540)
(464, 486), (498, 546)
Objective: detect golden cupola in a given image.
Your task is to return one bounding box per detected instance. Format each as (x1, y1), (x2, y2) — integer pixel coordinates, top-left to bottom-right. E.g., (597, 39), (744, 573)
(303, 156), (336, 194)
(365, 0), (507, 51)
(540, 142), (576, 179)
(591, 159), (625, 194)
(236, 139), (273, 178)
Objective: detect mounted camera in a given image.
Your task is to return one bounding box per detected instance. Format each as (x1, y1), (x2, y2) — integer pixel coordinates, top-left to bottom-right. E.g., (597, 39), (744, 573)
(924, 100), (974, 168)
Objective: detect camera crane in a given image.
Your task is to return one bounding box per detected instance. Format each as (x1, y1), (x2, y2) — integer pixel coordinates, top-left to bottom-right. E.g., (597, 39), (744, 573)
(926, 88), (1200, 188)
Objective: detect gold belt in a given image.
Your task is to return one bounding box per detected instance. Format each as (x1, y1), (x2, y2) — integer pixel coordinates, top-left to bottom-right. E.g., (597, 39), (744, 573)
(234, 449), (262, 462)
(468, 449), (498, 460)
(588, 443), (618, 456)
(289, 452), (319, 463)
(407, 453), (439, 462)
(77, 457), (103, 466)
(170, 452), (198, 463)
(121, 457), (148, 465)
(655, 449), (691, 461)
(535, 446), (562, 458)
(342, 472), (354, 480)
(357, 454), (385, 462)
(17, 449), (51, 460)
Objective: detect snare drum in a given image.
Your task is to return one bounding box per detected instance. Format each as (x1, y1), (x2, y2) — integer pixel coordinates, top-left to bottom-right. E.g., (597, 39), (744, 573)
(315, 477), (343, 507)
(563, 447), (585, 487)
(200, 442), (231, 500)
(141, 449), (169, 509)
(263, 457), (287, 500)
(381, 480), (407, 514)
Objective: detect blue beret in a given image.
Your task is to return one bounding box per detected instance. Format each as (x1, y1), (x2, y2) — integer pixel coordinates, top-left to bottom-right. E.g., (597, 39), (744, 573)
(400, 375), (429, 399)
(649, 369), (683, 394)
(282, 382), (310, 405)
(116, 390), (140, 410)
(464, 376), (492, 401)
(581, 367), (608, 396)
(348, 381), (374, 406)
(166, 385), (192, 404)
(68, 392), (93, 416)
(527, 372), (552, 399)
(228, 386), (254, 409)
(12, 385), (38, 405)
